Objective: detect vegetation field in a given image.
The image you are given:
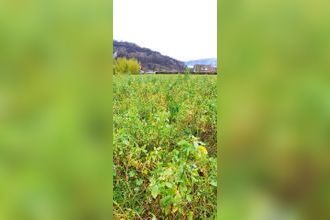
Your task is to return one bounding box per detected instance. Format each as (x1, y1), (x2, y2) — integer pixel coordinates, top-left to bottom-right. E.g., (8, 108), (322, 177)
(113, 75), (217, 219)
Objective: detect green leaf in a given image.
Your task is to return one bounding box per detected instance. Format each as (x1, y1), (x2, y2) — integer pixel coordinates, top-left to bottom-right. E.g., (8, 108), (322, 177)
(165, 182), (173, 188)
(151, 185), (159, 199)
(177, 140), (189, 147)
(129, 170), (136, 177)
(188, 211), (194, 220)
(180, 185), (187, 193)
(210, 180), (217, 187)
(160, 195), (172, 207)
(136, 179), (143, 186)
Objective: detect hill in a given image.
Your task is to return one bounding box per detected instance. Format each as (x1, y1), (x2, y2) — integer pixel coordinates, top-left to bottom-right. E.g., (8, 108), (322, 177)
(185, 58), (217, 68)
(113, 40), (185, 72)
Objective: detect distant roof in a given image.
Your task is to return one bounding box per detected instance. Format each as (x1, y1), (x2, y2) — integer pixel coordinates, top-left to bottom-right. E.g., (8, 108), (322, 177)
(113, 51), (118, 58)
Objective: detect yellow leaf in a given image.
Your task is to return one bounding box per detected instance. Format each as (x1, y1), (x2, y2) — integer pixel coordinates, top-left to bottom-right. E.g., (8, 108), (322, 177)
(197, 145), (208, 155)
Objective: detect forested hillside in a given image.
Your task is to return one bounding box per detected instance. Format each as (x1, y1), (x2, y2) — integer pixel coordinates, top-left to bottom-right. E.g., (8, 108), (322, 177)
(114, 40), (185, 72)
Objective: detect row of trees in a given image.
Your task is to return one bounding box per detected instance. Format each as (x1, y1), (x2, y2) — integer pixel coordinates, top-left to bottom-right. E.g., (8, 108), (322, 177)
(113, 57), (141, 75)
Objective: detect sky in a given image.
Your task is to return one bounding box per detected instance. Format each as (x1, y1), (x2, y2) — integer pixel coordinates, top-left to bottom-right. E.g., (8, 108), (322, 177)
(114, 0), (217, 61)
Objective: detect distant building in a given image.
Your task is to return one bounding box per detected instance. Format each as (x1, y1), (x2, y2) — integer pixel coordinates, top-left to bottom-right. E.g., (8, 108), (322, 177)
(113, 51), (118, 58)
(143, 71), (156, 74)
(139, 64), (155, 74)
(193, 64), (217, 73)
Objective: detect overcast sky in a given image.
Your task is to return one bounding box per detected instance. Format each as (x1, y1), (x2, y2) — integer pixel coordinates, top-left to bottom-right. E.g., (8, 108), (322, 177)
(114, 0), (217, 61)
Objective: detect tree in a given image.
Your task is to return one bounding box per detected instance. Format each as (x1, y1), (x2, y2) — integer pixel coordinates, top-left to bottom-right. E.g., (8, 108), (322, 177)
(127, 58), (141, 75)
(113, 57), (141, 75)
(184, 66), (191, 75)
(114, 57), (128, 74)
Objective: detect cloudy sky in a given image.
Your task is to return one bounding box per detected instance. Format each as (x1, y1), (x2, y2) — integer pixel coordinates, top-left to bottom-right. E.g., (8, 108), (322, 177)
(114, 0), (217, 61)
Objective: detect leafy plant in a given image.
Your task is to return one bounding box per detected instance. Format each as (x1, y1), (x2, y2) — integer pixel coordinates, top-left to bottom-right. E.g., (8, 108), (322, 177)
(113, 75), (217, 219)
(148, 137), (217, 219)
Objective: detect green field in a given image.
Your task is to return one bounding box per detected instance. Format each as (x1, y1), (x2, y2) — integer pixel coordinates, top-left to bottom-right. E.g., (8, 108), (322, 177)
(113, 75), (217, 219)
